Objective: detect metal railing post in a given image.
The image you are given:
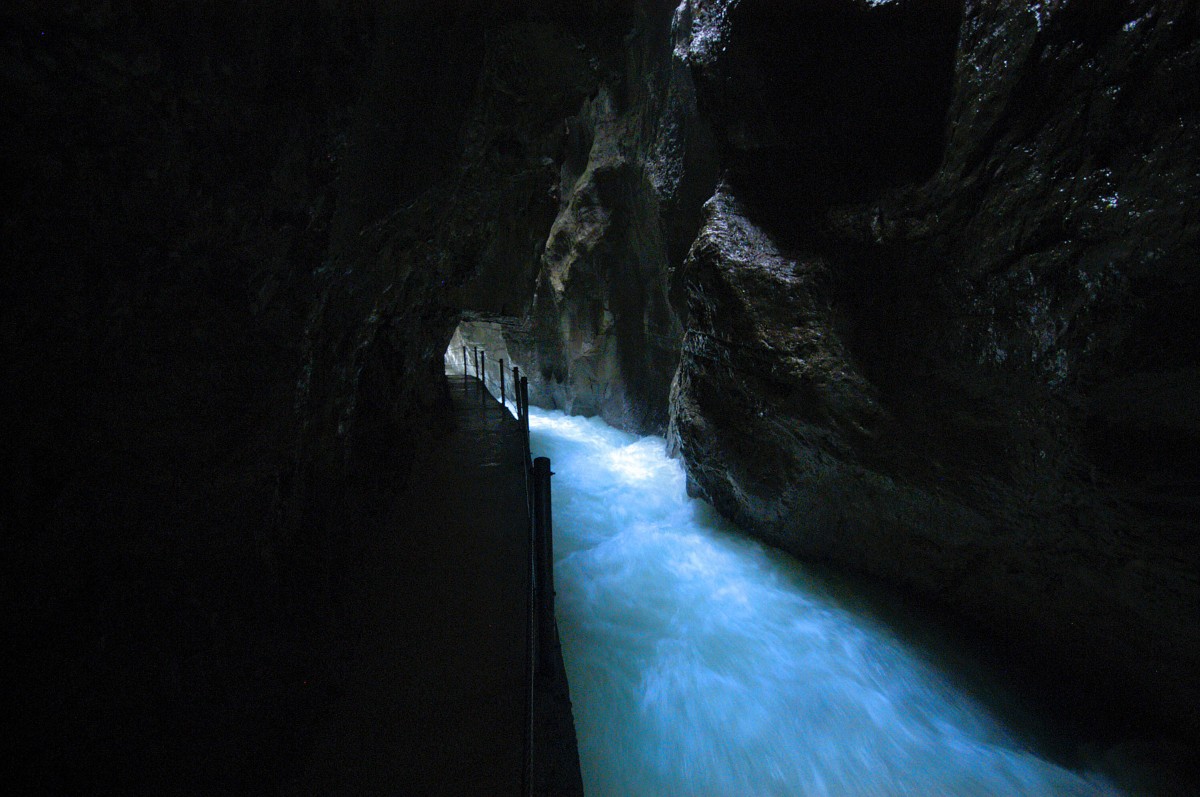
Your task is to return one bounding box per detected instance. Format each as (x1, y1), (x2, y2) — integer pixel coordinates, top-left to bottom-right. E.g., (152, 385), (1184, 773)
(525, 510), (536, 796)
(462, 346), (468, 383)
(533, 456), (555, 678)
(481, 350), (487, 392)
(520, 376), (532, 534)
(513, 366), (522, 419)
(520, 377), (530, 458)
(499, 358), (506, 405)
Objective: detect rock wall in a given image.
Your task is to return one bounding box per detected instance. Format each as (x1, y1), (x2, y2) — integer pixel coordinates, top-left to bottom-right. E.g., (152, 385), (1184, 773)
(506, 4), (717, 432)
(1, 1), (673, 789)
(3, 3), (383, 789)
(470, 0), (1200, 750)
(7, 0), (1199, 788)
(668, 0), (1200, 745)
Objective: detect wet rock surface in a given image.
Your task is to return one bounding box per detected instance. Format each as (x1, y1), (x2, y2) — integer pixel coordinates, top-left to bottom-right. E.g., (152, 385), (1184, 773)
(515, 4), (717, 433)
(669, 0), (1200, 752)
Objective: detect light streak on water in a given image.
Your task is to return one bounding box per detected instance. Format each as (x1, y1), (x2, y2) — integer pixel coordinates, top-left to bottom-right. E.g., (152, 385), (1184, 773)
(529, 407), (1120, 797)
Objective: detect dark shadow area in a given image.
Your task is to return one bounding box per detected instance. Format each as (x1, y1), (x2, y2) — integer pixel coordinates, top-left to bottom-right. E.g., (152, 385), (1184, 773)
(715, 0), (962, 220)
(762, 545), (1200, 795)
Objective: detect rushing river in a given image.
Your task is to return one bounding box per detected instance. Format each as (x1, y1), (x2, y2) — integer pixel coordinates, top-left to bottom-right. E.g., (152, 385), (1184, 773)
(528, 407), (1120, 797)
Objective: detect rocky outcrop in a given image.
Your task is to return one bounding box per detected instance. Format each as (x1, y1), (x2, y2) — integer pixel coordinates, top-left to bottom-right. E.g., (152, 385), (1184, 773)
(513, 4), (717, 432)
(669, 0), (1200, 745)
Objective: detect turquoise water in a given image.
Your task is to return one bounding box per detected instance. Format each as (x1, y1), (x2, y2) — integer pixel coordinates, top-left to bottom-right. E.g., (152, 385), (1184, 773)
(529, 407), (1120, 797)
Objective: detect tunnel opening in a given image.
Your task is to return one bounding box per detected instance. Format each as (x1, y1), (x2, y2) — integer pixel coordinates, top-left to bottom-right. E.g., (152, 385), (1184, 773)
(444, 318), (527, 414)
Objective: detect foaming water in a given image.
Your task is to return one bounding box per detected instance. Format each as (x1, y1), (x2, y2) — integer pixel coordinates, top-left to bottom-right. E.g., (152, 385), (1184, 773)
(529, 408), (1120, 797)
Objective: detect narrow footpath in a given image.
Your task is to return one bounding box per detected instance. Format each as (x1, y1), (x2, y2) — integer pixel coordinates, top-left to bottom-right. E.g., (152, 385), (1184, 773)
(300, 373), (579, 795)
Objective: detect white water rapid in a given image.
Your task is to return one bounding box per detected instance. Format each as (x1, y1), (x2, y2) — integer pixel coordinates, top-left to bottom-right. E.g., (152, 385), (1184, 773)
(529, 407), (1121, 797)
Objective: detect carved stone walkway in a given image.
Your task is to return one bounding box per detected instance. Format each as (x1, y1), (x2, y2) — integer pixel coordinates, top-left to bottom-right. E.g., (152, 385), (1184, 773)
(299, 373), (580, 795)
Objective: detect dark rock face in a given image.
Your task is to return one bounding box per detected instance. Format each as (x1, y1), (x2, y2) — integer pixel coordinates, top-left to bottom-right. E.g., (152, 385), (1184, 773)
(685, 0), (960, 210)
(1, 0), (581, 790)
(3, 3), (380, 789)
(514, 4), (717, 432)
(669, 0), (1200, 743)
(7, 0), (1200, 789)
(1, 1), (673, 789)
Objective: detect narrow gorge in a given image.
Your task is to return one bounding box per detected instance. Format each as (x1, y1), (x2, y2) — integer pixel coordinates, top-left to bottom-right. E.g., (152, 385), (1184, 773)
(5, 1), (1197, 793)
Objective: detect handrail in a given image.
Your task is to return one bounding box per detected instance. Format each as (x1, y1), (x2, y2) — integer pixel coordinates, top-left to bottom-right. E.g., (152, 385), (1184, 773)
(519, 368), (535, 797)
(459, 351), (553, 797)
(532, 456), (555, 678)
